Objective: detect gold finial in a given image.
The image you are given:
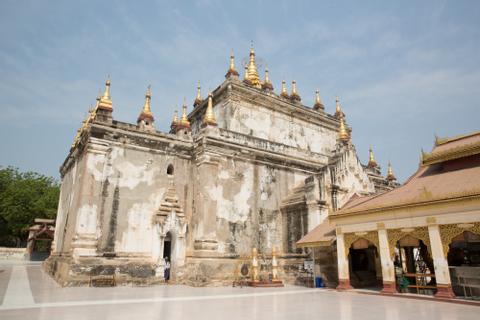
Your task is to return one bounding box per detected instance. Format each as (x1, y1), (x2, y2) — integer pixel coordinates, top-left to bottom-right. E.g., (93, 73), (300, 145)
(225, 49), (239, 78)
(137, 85), (154, 123)
(334, 96), (345, 118)
(313, 89), (324, 111)
(203, 92), (217, 126)
(367, 146), (378, 168)
(179, 98), (190, 128)
(386, 161), (396, 181)
(290, 80), (301, 102)
(262, 67), (273, 91)
(98, 76), (113, 110)
(243, 65), (249, 81)
(280, 80), (289, 98)
(338, 117), (349, 142)
(245, 43), (261, 88)
(194, 81), (203, 107)
(170, 109), (179, 133)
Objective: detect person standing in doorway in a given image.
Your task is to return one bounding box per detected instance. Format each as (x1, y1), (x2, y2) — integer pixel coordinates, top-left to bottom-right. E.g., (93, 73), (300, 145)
(164, 257), (171, 283)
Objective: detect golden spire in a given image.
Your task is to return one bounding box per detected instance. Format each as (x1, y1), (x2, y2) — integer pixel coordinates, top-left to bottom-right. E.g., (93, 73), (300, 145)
(203, 92), (217, 126)
(280, 80), (289, 98)
(225, 49), (239, 78)
(137, 86), (154, 124)
(245, 43), (261, 88)
(262, 67), (273, 91)
(334, 96), (345, 118)
(338, 117), (350, 142)
(243, 65), (249, 82)
(387, 162), (396, 181)
(290, 80), (301, 102)
(170, 109), (179, 133)
(367, 146), (378, 168)
(193, 81), (203, 107)
(179, 98), (190, 128)
(98, 76), (113, 110)
(313, 89), (325, 111)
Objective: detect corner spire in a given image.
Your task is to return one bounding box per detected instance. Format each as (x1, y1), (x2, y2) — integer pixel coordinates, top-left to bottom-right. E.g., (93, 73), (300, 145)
(244, 43), (261, 88)
(338, 117), (350, 143)
(98, 76), (113, 110)
(193, 81), (203, 107)
(261, 67), (273, 91)
(177, 98), (191, 130)
(203, 92), (217, 126)
(170, 109), (179, 133)
(137, 85), (154, 123)
(367, 146), (378, 168)
(290, 80), (301, 102)
(225, 49), (239, 78)
(280, 80), (289, 99)
(313, 89), (325, 111)
(334, 96), (345, 119)
(387, 162), (396, 181)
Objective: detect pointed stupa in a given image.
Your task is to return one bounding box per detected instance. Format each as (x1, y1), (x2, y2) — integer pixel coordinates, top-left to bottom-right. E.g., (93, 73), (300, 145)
(386, 162), (397, 181)
(193, 81), (203, 107)
(98, 77), (113, 110)
(367, 146), (378, 168)
(177, 98), (191, 130)
(334, 96), (345, 119)
(290, 80), (301, 102)
(313, 90), (325, 111)
(262, 67), (273, 91)
(225, 49), (239, 78)
(338, 117), (350, 142)
(170, 110), (179, 133)
(137, 86), (154, 124)
(244, 43), (261, 88)
(280, 80), (289, 99)
(243, 65), (251, 85)
(203, 92), (217, 126)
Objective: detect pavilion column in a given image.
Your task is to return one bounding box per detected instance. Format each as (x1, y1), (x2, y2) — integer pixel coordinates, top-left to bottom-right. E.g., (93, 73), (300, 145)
(377, 228), (397, 294)
(428, 225), (455, 298)
(336, 231), (352, 290)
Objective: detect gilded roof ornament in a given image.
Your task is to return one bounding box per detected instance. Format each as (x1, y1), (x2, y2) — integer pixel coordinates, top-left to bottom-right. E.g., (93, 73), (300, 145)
(225, 49), (239, 78)
(386, 162), (396, 181)
(313, 89), (325, 111)
(334, 96), (345, 119)
(290, 80), (301, 102)
(367, 146), (378, 168)
(178, 98), (191, 129)
(338, 117), (350, 142)
(137, 86), (154, 123)
(203, 92), (217, 126)
(280, 80), (289, 98)
(244, 44), (261, 88)
(193, 81), (203, 107)
(98, 76), (113, 110)
(170, 109), (179, 132)
(262, 67), (273, 91)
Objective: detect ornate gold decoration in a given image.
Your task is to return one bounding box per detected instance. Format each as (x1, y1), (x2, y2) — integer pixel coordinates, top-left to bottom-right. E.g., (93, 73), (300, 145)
(422, 131), (480, 166)
(98, 77), (113, 110)
(439, 222), (480, 257)
(170, 110), (178, 132)
(290, 80), (301, 102)
(377, 222), (385, 230)
(225, 49), (239, 78)
(343, 231), (379, 253)
(280, 80), (289, 98)
(386, 161), (396, 181)
(387, 227), (432, 259)
(244, 44), (261, 88)
(176, 99), (190, 129)
(338, 117), (349, 142)
(203, 92), (217, 126)
(261, 67), (273, 91)
(193, 81), (203, 107)
(137, 86), (154, 123)
(367, 146), (377, 168)
(334, 96), (345, 119)
(313, 89), (324, 111)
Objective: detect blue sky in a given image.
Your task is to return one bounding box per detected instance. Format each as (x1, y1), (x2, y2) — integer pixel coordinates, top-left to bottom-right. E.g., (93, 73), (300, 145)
(0, 0), (479, 182)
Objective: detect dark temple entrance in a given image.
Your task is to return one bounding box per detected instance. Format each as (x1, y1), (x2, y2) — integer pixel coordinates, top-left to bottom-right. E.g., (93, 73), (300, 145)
(163, 232), (172, 261)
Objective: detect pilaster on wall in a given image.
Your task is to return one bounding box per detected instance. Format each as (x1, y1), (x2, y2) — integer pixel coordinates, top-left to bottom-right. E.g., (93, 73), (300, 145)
(428, 224), (455, 298)
(377, 225), (397, 294)
(336, 230), (353, 290)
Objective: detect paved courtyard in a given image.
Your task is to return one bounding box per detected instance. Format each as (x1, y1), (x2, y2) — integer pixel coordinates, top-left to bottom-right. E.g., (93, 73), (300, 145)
(0, 261), (478, 320)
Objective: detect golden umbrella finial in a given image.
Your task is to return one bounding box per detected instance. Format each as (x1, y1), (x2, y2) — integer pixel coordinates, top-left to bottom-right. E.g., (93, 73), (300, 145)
(334, 96), (345, 118)
(137, 85), (154, 123)
(262, 67), (273, 91)
(180, 98), (190, 128)
(313, 89), (324, 111)
(338, 117), (350, 142)
(367, 146), (378, 168)
(290, 80), (301, 102)
(387, 162), (396, 181)
(280, 80), (289, 98)
(98, 76), (113, 110)
(193, 81), (203, 107)
(203, 92), (217, 126)
(245, 42), (261, 87)
(225, 49), (239, 78)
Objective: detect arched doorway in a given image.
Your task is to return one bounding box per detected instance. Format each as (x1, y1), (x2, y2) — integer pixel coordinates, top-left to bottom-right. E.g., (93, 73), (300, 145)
(447, 230), (480, 297)
(395, 235), (435, 294)
(348, 238), (382, 289)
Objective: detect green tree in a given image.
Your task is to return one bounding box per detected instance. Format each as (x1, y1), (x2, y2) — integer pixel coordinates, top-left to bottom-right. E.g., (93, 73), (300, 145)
(0, 167), (60, 247)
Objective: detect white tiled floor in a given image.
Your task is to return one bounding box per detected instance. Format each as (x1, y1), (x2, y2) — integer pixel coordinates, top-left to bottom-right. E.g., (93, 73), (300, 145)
(0, 261), (478, 320)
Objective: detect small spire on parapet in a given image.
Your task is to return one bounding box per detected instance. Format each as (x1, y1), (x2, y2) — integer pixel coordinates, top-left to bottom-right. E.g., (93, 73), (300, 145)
(313, 89), (324, 111)
(225, 49), (239, 78)
(334, 96), (345, 119)
(244, 42), (261, 88)
(338, 116), (350, 143)
(203, 92), (217, 126)
(193, 81), (203, 107)
(280, 80), (289, 99)
(170, 109), (179, 133)
(367, 146), (378, 168)
(98, 76), (113, 111)
(386, 161), (397, 181)
(262, 67), (273, 91)
(290, 80), (301, 102)
(178, 98), (191, 130)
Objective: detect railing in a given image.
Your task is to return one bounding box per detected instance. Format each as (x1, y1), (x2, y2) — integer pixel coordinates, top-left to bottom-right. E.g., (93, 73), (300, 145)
(403, 273), (436, 294)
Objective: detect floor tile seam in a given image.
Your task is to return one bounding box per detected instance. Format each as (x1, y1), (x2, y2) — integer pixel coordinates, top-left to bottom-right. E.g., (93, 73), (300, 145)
(0, 289), (321, 311)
